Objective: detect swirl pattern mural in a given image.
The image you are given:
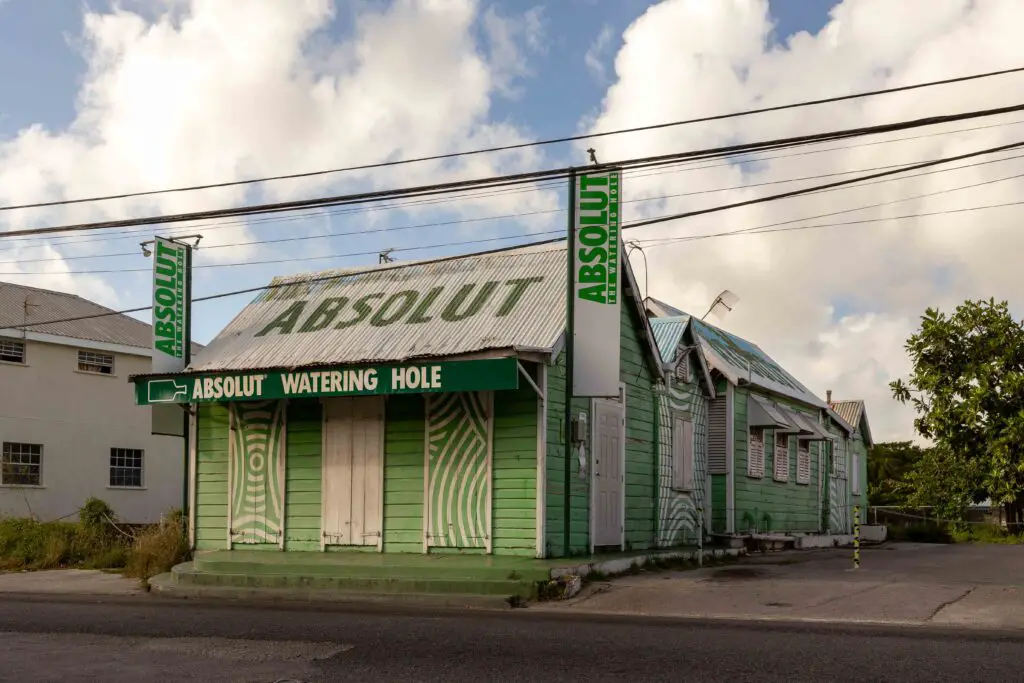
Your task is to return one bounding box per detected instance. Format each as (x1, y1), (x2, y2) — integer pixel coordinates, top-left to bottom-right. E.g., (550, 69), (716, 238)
(658, 386), (709, 547)
(229, 401), (285, 545)
(426, 392), (492, 549)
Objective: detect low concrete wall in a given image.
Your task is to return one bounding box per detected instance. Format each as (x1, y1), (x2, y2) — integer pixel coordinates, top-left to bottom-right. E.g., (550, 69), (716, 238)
(794, 534), (853, 549)
(861, 525), (887, 542)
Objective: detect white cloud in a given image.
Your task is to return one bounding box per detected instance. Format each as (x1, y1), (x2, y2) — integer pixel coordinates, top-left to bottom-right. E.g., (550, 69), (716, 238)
(0, 0), (558, 307)
(589, 0), (1024, 442)
(585, 24), (614, 83)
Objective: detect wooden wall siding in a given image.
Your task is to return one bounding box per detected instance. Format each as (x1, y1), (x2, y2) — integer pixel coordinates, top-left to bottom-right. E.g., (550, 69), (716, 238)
(545, 353), (592, 556)
(228, 401), (286, 546)
(195, 404), (229, 551)
(382, 395), (426, 553)
(491, 382), (539, 557)
(710, 475), (727, 533)
(732, 387), (823, 533)
(657, 350), (708, 547)
(851, 433), (869, 516)
(545, 298), (659, 556)
(284, 400), (322, 551)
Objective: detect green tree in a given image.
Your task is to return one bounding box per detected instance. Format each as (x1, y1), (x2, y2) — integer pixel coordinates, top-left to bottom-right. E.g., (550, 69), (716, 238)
(867, 440), (924, 506)
(891, 299), (1024, 528)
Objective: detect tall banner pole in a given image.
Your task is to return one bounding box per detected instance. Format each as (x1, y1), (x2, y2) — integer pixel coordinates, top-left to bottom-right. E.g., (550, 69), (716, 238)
(564, 172), (577, 558)
(148, 235), (197, 526)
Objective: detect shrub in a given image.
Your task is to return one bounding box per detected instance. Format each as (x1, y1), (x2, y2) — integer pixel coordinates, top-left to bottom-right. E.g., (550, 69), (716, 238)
(124, 509), (189, 585)
(889, 522), (952, 544)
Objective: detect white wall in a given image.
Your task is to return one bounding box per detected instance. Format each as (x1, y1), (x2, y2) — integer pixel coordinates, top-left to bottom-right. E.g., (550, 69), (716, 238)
(0, 339), (183, 523)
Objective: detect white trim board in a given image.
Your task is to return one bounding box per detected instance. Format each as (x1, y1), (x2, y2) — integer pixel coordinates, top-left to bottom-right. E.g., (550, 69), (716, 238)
(0, 329), (152, 357)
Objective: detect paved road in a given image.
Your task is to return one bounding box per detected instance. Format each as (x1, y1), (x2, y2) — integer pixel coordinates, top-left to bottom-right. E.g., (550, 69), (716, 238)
(2, 596), (1024, 682)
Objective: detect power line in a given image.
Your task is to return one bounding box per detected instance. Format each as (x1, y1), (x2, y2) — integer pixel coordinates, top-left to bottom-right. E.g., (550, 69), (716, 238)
(6, 196), (1024, 333)
(7, 114), (1024, 255)
(622, 139), (1024, 231)
(9, 145), (1024, 272)
(5, 65), (1023, 215)
(4, 101), (1024, 241)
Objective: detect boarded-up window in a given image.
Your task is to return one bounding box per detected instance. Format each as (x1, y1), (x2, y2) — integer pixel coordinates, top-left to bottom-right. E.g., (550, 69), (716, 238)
(796, 440), (810, 484)
(773, 433), (790, 482)
(672, 415), (694, 490)
(707, 396), (728, 474)
(748, 427), (765, 478)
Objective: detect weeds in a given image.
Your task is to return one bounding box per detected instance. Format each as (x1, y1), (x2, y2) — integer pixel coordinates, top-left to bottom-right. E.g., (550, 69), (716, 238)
(0, 500), (189, 582)
(950, 524), (1024, 545)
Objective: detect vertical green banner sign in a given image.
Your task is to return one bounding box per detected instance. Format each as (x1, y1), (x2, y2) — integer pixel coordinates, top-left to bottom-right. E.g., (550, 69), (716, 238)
(571, 168), (622, 397)
(151, 237), (190, 375)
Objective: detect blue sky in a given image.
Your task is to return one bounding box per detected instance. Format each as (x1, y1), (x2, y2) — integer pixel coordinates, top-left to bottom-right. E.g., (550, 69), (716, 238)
(0, 0), (837, 343)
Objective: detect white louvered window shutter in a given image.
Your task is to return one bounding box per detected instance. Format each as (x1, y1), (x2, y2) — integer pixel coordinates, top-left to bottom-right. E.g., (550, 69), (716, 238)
(748, 428), (765, 478)
(774, 433), (790, 482)
(796, 440), (810, 484)
(672, 417), (695, 490)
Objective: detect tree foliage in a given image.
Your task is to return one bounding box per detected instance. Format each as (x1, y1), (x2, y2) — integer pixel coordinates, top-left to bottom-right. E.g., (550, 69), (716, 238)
(867, 440), (924, 506)
(891, 299), (1024, 526)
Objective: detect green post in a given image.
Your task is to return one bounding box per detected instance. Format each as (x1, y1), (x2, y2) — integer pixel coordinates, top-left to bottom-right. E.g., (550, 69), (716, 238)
(563, 171), (577, 558)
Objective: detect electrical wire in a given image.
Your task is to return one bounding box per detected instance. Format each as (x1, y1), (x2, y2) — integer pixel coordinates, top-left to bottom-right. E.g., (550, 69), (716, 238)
(6, 114), (1024, 255)
(11, 147), (1024, 268)
(4, 64), (1023, 214)
(4, 197), (1019, 333)
(4, 101), (1024, 241)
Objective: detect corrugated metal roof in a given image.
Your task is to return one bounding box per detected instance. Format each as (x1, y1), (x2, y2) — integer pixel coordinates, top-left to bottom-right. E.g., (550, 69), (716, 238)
(829, 399), (863, 427)
(0, 281), (153, 349)
(646, 301), (826, 409)
(190, 245), (570, 372)
(650, 316), (688, 362)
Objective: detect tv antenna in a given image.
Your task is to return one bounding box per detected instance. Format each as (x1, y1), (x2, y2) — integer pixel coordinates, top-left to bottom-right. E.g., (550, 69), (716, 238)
(378, 248), (396, 264)
(701, 289), (739, 322)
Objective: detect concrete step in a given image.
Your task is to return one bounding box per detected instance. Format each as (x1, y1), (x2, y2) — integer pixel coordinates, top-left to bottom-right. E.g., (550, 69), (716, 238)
(172, 565), (538, 598)
(149, 572), (514, 609)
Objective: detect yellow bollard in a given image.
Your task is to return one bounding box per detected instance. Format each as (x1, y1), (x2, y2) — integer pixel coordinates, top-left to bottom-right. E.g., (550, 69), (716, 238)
(853, 505), (861, 570)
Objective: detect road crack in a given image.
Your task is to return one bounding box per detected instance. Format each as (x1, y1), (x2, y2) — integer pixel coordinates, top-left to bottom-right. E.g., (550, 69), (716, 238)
(926, 586), (976, 622)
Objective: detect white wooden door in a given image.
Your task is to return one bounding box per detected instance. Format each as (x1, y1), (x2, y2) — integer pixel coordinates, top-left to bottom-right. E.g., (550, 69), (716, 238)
(322, 397), (384, 548)
(592, 399), (625, 548)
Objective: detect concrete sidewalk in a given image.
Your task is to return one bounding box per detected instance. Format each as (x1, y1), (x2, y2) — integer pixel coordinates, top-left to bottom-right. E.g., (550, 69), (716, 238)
(0, 570), (143, 596)
(534, 544), (1024, 630)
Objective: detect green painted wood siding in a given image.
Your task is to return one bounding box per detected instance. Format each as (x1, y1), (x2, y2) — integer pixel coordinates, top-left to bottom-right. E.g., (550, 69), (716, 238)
(195, 404), (229, 551)
(284, 400), (322, 551)
(383, 395), (425, 553)
(492, 382), (538, 557)
(545, 299), (659, 556)
(733, 386), (822, 533)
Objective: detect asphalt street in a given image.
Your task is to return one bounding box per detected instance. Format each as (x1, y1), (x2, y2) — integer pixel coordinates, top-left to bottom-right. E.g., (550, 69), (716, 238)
(1, 596), (1023, 682)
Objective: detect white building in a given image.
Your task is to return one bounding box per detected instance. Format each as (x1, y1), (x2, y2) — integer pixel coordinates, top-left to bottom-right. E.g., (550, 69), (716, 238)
(0, 282), (188, 524)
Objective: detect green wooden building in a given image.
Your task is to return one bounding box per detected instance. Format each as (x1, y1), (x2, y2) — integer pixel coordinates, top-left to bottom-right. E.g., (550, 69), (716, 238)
(645, 299), (871, 539)
(132, 244), (673, 561)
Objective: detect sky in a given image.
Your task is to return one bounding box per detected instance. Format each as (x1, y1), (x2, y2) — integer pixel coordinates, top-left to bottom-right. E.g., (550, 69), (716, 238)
(1, 0), (1021, 444)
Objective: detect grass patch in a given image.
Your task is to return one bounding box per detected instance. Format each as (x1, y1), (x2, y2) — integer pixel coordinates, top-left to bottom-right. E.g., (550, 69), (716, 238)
(0, 499), (189, 585)
(950, 524), (1024, 545)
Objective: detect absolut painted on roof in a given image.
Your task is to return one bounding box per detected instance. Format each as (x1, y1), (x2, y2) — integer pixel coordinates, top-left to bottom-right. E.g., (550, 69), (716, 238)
(188, 246), (568, 373)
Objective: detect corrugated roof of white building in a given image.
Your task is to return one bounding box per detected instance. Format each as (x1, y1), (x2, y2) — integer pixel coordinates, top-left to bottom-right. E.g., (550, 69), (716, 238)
(0, 281), (153, 349)
(189, 245), (572, 372)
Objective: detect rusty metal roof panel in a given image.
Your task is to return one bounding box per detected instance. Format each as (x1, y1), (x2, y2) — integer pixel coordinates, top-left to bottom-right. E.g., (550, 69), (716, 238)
(189, 245), (569, 372)
(829, 400), (863, 427)
(0, 281), (153, 349)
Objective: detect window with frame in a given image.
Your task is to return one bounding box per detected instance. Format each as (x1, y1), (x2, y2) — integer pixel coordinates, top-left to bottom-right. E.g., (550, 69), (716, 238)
(773, 433), (790, 482)
(78, 350), (114, 375)
(796, 440), (811, 484)
(672, 415), (695, 490)
(1, 442), (42, 486)
(748, 427), (765, 478)
(0, 339), (25, 364)
(109, 448), (144, 488)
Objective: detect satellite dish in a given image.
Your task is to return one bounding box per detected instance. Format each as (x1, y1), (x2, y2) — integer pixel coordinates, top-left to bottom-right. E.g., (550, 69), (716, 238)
(701, 289), (739, 322)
